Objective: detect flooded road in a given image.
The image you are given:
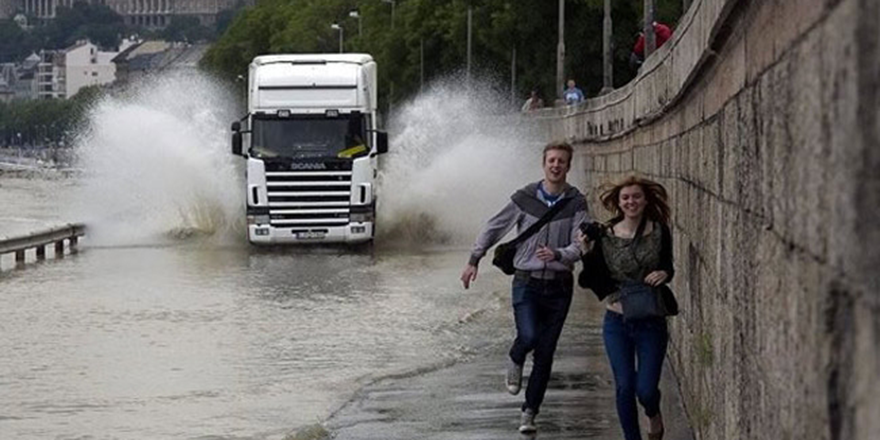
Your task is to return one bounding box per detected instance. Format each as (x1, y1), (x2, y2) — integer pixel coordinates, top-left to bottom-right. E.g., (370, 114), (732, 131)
(0, 177), (513, 440)
(0, 74), (553, 439)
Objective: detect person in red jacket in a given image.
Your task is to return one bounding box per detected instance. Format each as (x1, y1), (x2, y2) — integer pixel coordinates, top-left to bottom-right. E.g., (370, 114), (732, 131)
(631, 22), (672, 66)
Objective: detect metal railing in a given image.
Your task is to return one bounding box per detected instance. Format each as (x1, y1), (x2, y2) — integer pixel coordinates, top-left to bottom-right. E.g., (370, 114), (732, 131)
(0, 224), (86, 267)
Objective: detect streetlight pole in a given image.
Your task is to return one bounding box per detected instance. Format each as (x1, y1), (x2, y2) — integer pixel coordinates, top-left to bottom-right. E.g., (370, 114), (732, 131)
(467, 5), (472, 91)
(382, 0), (396, 117)
(556, 0), (565, 103)
(644, 0), (656, 57)
(601, 0), (613, 95)
(349, 10), (361, 40)
(331, 23), (344, 53)
(382, 0), (395, 29)
(511, 47), (516, 106)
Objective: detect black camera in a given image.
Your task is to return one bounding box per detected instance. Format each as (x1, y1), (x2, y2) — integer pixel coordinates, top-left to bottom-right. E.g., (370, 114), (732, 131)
(578, 221), (605, 241)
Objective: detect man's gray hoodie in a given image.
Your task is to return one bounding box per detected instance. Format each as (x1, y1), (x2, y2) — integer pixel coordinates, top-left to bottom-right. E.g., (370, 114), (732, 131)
(468, 181), (590, 273)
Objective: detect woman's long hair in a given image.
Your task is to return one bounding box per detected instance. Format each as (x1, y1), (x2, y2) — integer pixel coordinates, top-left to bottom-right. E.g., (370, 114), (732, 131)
(598, 175), (671, 226)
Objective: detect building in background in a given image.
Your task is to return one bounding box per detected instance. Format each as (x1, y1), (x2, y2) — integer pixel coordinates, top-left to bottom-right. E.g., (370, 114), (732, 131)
(58, 40), (119, 98)
(13, 0), (238, 27)
(0, 0), (16, 19)
(35, 50), (62, 99)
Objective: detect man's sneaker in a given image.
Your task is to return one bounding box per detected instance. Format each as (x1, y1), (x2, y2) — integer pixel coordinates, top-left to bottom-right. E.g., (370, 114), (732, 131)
(519, 408), (537, 433)
(506, 359), (523, 395)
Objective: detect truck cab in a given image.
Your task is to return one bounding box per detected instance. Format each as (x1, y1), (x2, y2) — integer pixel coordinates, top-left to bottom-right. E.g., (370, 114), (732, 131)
(231, 54), (388, 245)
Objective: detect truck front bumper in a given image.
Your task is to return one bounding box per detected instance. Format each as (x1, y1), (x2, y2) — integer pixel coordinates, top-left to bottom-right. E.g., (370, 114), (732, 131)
(247, 223), (374, 245)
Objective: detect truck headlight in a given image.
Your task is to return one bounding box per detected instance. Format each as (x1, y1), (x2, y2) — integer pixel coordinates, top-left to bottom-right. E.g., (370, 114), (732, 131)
(350, 211), (373, 223)
(247, 215), (270, 225)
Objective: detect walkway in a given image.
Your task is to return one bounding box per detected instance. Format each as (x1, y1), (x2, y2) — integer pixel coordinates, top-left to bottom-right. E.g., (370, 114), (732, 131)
(325, 288), (694, 440)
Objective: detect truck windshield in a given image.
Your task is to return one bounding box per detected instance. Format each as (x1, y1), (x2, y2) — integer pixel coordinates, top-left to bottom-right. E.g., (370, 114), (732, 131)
(250, 114), (368, 160)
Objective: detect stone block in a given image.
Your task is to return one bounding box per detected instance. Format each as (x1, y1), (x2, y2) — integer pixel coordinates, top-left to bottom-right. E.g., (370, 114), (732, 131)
(683, 83), (705, 132)
(704, 22), (746, 118)
(788, 27), (829, 261)
(719, 103), (738, 203)
(594, 154), (607, 173)
(703, 118), (721, 195)
(758, 57), (794, 243)
(681, 129), (692, 182)
(672, 6), (705, 98)
(607, 153), (620, 173)
(620, 150), (633, 173)
(736, 86), (764, 219)
(821, 1), (861, 280)
(744, 0), (777, 84)
(775, 0), (830, 58)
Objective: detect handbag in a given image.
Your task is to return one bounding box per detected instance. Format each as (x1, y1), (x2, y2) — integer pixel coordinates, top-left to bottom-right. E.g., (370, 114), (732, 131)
(619, 281), (665, 321)
(616, 217), (669, 321)
(491, 197), (572, 275)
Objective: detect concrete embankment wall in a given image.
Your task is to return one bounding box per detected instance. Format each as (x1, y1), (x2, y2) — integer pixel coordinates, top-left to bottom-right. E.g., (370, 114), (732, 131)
(539, 0), (879, 439)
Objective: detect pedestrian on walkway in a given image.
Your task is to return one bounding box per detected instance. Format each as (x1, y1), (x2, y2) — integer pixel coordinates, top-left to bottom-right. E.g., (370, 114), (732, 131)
(631, 21), (673, 68)
(562, 79), (585, 105)
(460, 140), (590, 434)
(578, 175), (675, 440)
(521, 89), (544, 112)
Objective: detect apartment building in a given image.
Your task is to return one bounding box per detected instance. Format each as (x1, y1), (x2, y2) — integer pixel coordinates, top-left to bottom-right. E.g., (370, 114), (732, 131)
(12, 0), (238, 27)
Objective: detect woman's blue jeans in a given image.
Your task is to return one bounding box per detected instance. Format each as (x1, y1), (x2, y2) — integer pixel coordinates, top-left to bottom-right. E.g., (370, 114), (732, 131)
(508, 274), (573, 414)
(602, 310), (669, 440)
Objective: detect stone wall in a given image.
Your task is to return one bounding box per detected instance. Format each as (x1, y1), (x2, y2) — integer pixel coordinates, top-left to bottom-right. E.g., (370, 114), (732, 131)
(540, 0), (879, 439)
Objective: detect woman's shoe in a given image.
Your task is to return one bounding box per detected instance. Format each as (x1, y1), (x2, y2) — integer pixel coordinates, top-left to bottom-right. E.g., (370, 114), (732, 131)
(647, 427), (664, 440)
(647, 413), (664, 440)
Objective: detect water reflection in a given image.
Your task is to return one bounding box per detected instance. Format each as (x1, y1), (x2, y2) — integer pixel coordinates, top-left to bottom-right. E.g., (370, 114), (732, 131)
(0, 243), (508, 439)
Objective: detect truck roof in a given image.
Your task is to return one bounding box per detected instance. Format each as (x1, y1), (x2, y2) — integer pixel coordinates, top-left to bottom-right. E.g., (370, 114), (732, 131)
(252, 53), (374, 66)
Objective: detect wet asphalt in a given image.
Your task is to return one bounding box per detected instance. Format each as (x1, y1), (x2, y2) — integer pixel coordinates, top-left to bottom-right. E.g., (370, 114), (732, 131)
(325, 287), (694, 440)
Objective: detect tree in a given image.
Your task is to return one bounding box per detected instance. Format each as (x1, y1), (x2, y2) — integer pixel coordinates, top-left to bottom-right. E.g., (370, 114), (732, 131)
(201, 0), (684, 109)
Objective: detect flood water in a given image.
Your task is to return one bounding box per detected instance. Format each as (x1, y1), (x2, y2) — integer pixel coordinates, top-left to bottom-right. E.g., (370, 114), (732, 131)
(0, 73), (551, 439)
(0, 176), (514, 440)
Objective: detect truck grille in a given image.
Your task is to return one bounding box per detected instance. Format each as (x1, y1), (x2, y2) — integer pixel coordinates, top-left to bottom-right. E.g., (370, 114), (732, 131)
(266, 170), (351, 228)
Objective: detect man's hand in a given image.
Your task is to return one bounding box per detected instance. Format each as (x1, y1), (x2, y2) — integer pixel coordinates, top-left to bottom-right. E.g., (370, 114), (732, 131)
(644, 270), (669, 286)
(461, 264), (478, 289)
(536, 245), (556, 262)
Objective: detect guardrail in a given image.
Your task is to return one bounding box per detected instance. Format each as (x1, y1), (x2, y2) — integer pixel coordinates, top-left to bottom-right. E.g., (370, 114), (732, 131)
(0, 224), (86, 267)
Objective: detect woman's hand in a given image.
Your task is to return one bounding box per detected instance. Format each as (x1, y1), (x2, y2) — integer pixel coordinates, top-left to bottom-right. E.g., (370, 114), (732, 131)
(644, 270), (669, 286)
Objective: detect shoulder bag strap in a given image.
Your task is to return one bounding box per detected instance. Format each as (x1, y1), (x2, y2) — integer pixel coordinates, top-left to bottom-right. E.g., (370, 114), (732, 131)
(505, 196), (573, 248)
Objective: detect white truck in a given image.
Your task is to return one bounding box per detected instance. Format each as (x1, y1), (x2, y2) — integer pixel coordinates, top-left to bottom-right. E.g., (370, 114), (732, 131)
(231, 54), (388, 245)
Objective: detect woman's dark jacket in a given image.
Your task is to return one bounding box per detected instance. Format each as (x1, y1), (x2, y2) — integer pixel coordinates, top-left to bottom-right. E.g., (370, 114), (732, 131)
(578, 222), (675, 301)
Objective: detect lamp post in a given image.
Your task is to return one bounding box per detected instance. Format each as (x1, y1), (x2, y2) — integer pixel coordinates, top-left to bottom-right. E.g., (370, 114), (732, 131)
(466, 5), (473, 91)
(644, 0), (656, 57)
(330, 23), (344, 53)
(382, 0), (395, 29)
(556, 0), (565, 103)
(600, 0), (613, 95)
(349, 10), (361, 39)
(382, 0), (396, 116)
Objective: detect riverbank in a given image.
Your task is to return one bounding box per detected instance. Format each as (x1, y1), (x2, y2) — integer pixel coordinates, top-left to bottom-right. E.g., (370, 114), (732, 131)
(322, 286), (694, 440)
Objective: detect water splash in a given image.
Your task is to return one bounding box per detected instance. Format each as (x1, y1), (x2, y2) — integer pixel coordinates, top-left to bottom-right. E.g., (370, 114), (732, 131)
(376, 76), (548, 246)
(70, 71), (244, 246)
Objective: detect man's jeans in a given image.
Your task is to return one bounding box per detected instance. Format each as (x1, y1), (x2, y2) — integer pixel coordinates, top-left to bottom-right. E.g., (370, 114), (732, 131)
(508, 273), (573, 414)
(602, 311), (669, 440)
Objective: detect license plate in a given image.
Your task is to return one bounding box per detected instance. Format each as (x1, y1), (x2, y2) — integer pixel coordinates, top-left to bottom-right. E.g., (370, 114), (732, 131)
(296, 231), (326, 239)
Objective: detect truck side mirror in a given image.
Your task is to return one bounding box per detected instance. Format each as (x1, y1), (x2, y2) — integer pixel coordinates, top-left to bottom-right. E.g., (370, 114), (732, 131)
(376, 131), (388, 155)
(231, 121), (243, 156)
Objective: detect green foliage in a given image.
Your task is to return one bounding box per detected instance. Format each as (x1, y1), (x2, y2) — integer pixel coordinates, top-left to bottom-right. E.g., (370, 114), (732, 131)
(199, 1), (685, 107)
(160, 16), (213, 43)
(0, 86), (105, 147)
(46, 2), (127, 50)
